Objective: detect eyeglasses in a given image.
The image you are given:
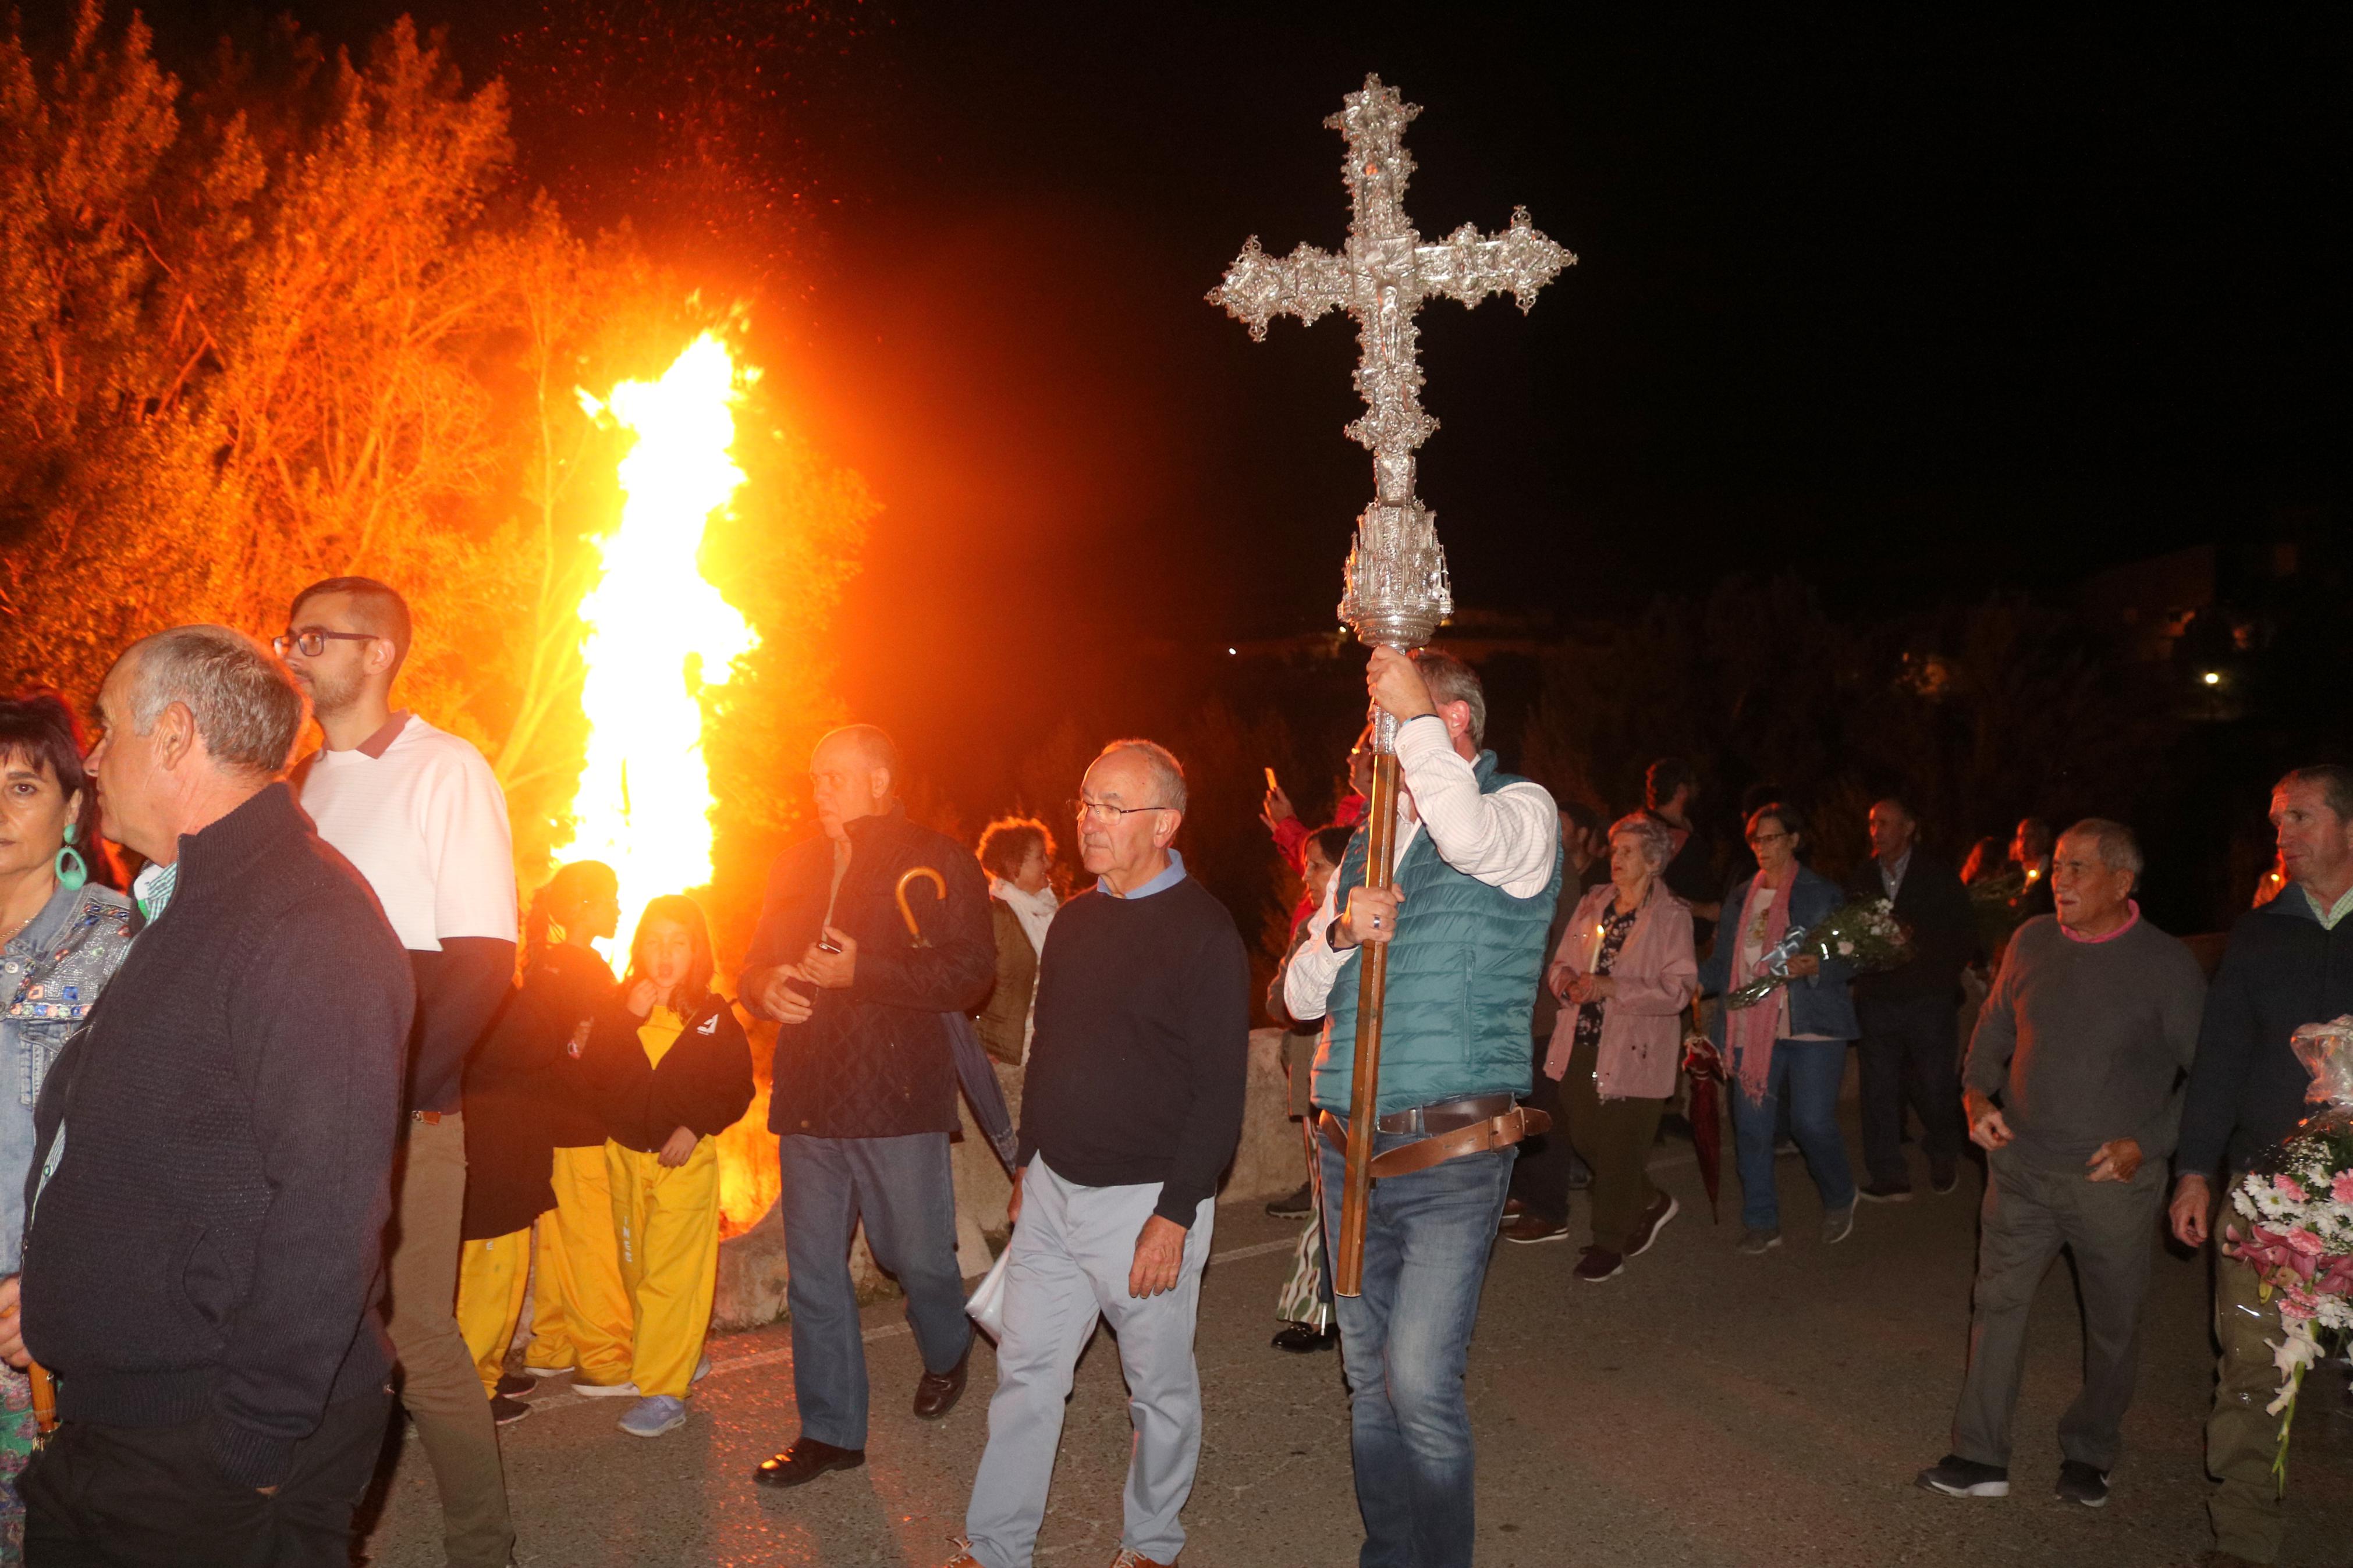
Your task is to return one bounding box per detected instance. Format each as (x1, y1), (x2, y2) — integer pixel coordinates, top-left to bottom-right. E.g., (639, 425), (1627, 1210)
(1746, 830), (1793, 847)
(272, 629), (379, 659)
(1070, 797), (1171, 825)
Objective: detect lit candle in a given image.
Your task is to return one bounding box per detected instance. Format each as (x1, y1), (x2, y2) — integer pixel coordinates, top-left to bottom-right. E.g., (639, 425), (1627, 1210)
(1586, 922), (1606, 970)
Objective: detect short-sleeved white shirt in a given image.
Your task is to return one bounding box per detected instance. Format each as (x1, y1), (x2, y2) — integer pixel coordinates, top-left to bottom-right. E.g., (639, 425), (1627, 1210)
(297, 713), (518, 952)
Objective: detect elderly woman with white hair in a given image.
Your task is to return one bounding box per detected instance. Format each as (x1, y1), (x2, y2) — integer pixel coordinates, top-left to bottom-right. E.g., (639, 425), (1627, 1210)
(1539, 813), (1699, 1282)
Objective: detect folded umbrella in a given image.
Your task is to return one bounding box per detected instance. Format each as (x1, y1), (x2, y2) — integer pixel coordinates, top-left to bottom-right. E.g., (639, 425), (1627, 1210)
(895, 866), (1019, 1174)
(1684, 1002), (1723, 1223)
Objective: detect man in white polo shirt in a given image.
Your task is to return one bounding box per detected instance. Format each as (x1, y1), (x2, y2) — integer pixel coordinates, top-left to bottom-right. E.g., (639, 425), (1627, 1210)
(279, 577), (519, 1568)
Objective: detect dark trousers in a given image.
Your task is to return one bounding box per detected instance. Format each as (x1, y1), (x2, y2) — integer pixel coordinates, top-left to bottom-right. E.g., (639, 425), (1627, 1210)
(1509, 1034), (1588, 1224)
(23, 1389), (391, 1567)
(1855, 991), (1965, 1189)
(1950, 1150), (2160, 1471)
(1559, 1033), (1666, 1254)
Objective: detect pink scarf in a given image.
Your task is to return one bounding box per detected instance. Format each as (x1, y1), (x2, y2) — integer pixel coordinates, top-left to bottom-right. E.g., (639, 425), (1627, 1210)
(1728, 863), (1797, 1102)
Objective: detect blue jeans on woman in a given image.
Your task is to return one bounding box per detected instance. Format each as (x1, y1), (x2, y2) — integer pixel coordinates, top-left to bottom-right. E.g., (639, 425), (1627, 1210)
(1318, 1129), (1513, 1568)
(1729, 1039), (1856, 1232)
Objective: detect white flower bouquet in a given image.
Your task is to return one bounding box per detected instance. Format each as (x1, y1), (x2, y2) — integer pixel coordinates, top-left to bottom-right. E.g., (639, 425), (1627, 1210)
(1726, 896), (1914, 1009)
(2222, 1015), (2353, 1484)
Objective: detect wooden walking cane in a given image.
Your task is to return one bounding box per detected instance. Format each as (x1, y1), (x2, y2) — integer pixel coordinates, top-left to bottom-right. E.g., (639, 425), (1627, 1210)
(1333, 724), (1403, 1299)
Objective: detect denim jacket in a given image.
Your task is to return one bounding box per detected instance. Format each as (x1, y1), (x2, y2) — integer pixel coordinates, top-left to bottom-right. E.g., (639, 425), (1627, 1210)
(2, 881), (133, 1275)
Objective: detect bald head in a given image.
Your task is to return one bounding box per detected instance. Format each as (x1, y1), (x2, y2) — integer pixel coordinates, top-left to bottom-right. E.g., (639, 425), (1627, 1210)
(810, 724), (899, 842)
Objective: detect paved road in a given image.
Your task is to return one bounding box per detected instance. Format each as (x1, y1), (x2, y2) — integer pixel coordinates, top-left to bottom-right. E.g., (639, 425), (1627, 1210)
(357, 1140), (2353, 1567)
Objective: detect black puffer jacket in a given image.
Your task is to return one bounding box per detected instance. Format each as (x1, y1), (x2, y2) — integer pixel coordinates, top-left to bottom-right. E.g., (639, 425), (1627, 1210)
(578, 991), (755, 1154)
(739, 806), (996, 1139)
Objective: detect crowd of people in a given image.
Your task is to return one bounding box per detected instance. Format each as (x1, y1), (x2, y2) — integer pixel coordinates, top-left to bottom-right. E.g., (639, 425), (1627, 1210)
(0, 589), (2342, 1568)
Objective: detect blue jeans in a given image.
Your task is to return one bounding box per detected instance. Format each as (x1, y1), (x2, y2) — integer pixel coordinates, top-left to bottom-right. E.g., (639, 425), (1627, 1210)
(778, 1132), (972, 1449)
(1729, 1039), (1857, 1231)
(1318, 1129), (1513, 1568)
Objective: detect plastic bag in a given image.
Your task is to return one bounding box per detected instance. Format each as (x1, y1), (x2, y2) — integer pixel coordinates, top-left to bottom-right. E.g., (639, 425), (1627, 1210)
(2291, 1015), (2353, 1108)
(966, 1244), (1012, 1342)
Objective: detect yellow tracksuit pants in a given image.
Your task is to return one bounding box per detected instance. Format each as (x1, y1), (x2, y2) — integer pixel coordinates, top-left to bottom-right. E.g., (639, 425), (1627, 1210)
(608, 1137), (721, 1400)
(525, 1144), (636, 1384)
(454, 1228), (530, 1399)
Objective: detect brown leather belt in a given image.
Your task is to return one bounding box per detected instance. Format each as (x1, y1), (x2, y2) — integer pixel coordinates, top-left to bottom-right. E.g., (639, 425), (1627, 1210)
(1318, 1094), (1551, 1181)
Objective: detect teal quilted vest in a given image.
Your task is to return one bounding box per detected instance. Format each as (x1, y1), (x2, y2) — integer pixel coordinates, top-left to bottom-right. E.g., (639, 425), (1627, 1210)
(1312, 751), (1561, 1118)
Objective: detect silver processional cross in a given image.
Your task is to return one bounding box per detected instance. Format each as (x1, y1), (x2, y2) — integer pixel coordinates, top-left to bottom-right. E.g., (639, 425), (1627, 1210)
(1211, 74), (1571, 1299)
(1210, 73), (1573, 652)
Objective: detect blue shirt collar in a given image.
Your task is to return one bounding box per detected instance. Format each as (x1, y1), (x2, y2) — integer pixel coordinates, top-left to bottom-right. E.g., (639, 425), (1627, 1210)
(1098, 848), (1187, 900)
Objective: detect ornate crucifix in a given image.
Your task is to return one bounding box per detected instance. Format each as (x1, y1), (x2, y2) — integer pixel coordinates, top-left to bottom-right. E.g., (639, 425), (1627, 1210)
(1212, 74), (1571, 1296)
(1211, 72), (1572, 649)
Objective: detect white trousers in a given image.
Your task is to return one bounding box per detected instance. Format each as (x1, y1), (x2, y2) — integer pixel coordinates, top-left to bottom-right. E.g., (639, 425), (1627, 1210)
(963, 1157), (1214, 1568)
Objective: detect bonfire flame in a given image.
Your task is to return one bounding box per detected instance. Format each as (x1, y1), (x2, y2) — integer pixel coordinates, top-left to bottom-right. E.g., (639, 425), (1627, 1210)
(559, 330), (782, 1239)
(558, 332), (758, 947)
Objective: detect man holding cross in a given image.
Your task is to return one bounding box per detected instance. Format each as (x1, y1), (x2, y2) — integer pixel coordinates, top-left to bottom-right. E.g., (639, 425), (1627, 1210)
(1283, 649), (1560, 1568)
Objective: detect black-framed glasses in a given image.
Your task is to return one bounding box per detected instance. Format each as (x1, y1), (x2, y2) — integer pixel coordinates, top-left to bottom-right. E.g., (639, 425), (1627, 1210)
(1069, 796), (1171, 825)
(272, 629), (379, 659)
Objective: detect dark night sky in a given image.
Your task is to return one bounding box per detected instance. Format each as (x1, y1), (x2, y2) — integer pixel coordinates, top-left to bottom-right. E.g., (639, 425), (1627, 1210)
(206, 3), (2353, 767)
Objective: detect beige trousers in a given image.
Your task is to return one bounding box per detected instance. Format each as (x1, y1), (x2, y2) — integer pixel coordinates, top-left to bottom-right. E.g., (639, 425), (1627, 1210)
(385, 1113), (515, 1567)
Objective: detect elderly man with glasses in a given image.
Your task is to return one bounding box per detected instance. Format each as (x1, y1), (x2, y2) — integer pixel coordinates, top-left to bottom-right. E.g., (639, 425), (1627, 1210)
(741, 724), (997, 1490)
(946, 740), (1249, 1568)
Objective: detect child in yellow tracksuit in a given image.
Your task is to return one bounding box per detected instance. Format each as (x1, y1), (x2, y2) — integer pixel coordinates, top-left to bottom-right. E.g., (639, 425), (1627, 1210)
(578, 893), (755, 1438)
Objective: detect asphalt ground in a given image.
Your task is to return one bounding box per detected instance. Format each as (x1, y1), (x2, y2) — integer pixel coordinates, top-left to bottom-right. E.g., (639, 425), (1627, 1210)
(356, 1134), (2353, 1567)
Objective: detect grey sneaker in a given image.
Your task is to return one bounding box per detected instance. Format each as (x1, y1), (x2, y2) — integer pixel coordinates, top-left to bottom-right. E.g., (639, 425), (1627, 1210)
(1737, 1226), (1781, 1256)
(1822, 1203), (1856, 1245)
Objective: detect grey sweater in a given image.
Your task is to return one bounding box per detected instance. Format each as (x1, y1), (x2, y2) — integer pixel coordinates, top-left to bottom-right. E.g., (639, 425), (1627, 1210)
(1963, 912), (2206, 1168)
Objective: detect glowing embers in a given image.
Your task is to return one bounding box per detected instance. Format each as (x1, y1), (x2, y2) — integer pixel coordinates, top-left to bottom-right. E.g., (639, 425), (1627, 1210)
(557, 332), (758, 951)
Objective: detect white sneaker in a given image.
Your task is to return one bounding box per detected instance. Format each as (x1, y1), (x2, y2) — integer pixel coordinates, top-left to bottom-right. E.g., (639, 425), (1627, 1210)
(572, 1377), (640, 1399)
(520, 1364), (572, 1379)
(693, 1353), (713, 1384)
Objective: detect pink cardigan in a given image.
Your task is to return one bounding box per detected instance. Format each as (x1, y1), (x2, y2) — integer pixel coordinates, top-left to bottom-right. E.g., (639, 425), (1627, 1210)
(1542, 881), (1699, 1101)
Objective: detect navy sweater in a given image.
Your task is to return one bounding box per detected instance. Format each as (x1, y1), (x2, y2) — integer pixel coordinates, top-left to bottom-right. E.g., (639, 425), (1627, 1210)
(1017, 876), (1249, 1227)
(2178, 888), (2353, 1178)
(22, 784), (412, 1488)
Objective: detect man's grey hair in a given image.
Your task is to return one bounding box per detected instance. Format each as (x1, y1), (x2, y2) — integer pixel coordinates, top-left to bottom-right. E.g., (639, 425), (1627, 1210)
(1094, 738), (1187, 813)
(1607, 812), (1676, 872)
(2062, 817), (2144, 885)
(120, 625), (308, 777)
(1412, 650), (1486, 746)
(2278, 765), (2353, 824)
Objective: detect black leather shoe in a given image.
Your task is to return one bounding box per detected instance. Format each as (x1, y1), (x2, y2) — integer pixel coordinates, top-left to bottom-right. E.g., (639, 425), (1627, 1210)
(753, 1437), (866, 1488)
(913, 1348), (970, 1420)
(1271, 1322), (1338, 1353)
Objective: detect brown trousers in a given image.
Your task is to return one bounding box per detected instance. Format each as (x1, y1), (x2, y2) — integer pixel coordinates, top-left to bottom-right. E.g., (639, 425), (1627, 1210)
(1559, 1032), (1666, 1254)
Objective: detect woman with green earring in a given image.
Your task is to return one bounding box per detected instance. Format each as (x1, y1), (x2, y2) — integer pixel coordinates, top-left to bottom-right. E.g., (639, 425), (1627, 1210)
(0, 692), (132, 1560)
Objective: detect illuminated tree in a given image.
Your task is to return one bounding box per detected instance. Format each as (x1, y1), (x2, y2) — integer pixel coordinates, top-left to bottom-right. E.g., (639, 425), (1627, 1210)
(0, 2), (872, 910)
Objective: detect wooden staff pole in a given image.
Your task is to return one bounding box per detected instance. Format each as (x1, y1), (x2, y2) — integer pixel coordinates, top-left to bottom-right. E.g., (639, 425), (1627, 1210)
(1333, 735), (1403, 1297)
